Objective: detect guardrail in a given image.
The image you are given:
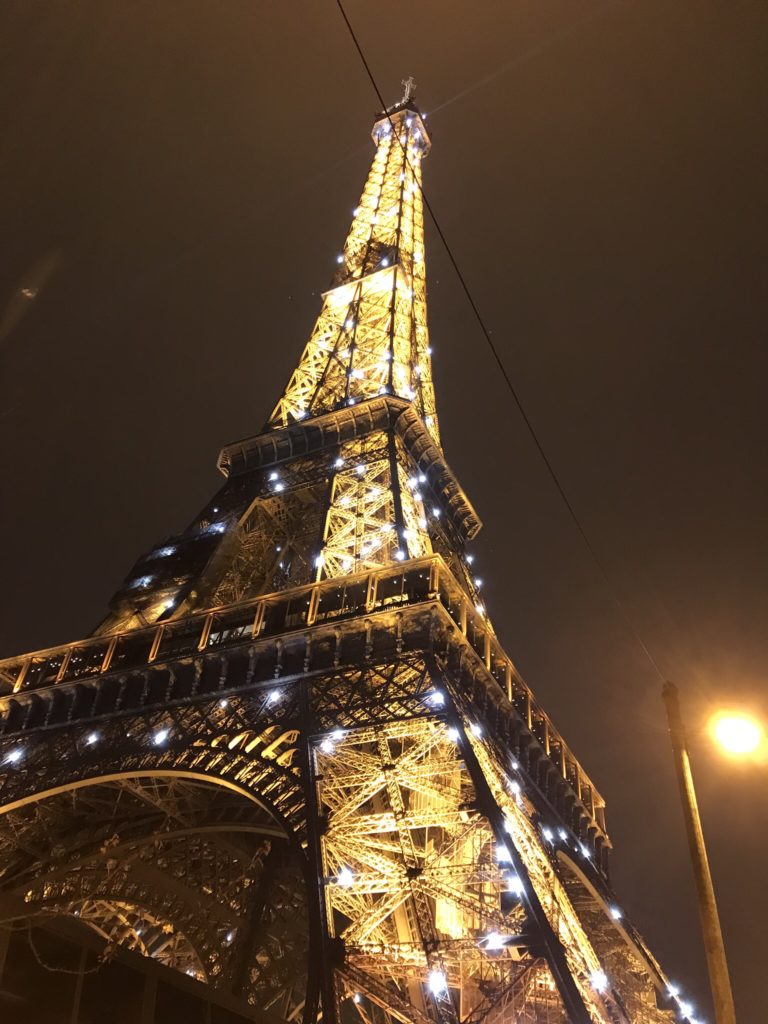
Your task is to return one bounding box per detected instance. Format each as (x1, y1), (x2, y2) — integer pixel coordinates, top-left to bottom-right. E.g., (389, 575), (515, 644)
(0, 555), (605, 834)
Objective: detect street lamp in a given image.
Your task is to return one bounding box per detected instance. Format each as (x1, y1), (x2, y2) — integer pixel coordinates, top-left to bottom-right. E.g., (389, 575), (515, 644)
(662, 682), (744, 1024)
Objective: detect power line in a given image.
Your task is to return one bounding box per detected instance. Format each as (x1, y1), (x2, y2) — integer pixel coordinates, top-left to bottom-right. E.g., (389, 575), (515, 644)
(334, 0), (666, 683)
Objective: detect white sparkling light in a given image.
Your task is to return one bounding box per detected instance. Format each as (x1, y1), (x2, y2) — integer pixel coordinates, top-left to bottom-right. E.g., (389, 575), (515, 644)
(5, 748), (23, 764)
(542, 827), (554, 842)
(267, 689), (281, 704)
(427, 969), (448, 996)
(320, 738), (335, 755)
(610, 905), (623, 921)
(470, 723), (482, 738)
(483, 931), (506, 951)
(590, 969), (608, 993)
(337, 867), (354, 887)
(495, 844), (512, 863)
(446, 727), (460, 742)
(153, 729), (169, 746)
(86, 732), (99, 746)
(428, 691), (445, 706)
(218, 699), (229, 709)
(507, 874), (525, 895)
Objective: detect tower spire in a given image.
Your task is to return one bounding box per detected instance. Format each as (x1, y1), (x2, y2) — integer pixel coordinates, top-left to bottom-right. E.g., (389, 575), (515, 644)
(269, 100), (438, 447)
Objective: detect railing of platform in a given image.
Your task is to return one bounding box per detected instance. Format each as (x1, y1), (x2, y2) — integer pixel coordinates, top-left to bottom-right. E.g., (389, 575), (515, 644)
(0, 554), (604, 831)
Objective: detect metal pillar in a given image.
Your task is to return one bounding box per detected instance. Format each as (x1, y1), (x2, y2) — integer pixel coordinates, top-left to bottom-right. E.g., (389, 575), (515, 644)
(662, 681), (737, 1024)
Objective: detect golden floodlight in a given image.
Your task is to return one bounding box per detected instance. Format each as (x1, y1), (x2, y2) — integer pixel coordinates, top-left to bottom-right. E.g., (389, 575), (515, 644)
(710, 711), (763, 756)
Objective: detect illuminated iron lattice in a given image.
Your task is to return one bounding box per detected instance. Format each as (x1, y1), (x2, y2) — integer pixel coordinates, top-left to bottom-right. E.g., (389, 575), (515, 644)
(0, 92), (677, 1024)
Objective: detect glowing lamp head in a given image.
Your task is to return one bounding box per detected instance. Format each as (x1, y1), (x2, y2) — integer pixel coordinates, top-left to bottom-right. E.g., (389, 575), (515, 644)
(711, 711), (763, 756)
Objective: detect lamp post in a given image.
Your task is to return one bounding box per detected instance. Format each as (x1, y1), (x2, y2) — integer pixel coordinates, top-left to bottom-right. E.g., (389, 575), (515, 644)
(662, 681), (737, 1024)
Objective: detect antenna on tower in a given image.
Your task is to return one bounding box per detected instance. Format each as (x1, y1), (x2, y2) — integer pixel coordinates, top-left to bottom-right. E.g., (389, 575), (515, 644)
(400, 76), (416, 103)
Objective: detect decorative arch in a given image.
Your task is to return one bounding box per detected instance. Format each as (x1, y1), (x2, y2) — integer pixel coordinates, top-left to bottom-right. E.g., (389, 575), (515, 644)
(0, 697), (314, 1014)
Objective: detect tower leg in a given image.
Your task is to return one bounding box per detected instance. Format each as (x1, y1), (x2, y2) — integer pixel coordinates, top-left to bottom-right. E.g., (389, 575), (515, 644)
(437, 666), (593, 1024)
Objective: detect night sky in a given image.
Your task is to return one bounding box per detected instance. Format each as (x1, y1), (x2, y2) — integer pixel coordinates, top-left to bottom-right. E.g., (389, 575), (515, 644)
(1, 3), (766, 1020)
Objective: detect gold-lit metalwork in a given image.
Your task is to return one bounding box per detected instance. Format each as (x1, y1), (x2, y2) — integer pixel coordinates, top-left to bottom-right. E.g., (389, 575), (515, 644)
(0, 93), (677, 1024)
(269, 105), (438, 447)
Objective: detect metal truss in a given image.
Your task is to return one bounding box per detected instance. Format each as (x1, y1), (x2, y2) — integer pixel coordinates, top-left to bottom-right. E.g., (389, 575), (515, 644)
(269, 106), (438, 444)
(0, 610), (674, 1023)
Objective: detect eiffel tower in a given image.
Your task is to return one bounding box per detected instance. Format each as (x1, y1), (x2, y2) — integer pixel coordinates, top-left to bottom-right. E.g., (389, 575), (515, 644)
(0, 89), (678, 1024)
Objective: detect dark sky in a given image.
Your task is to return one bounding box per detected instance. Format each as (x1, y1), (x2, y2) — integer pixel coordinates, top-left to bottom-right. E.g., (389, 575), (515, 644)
(1, 2), (766, 1020)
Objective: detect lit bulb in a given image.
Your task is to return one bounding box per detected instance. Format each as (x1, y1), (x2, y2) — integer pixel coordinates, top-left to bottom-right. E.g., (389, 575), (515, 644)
(590, 969), (608, 993)
(483, 931), (505, 951)
(337, 867), (354, 887)
(427, 970), (447, 995)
